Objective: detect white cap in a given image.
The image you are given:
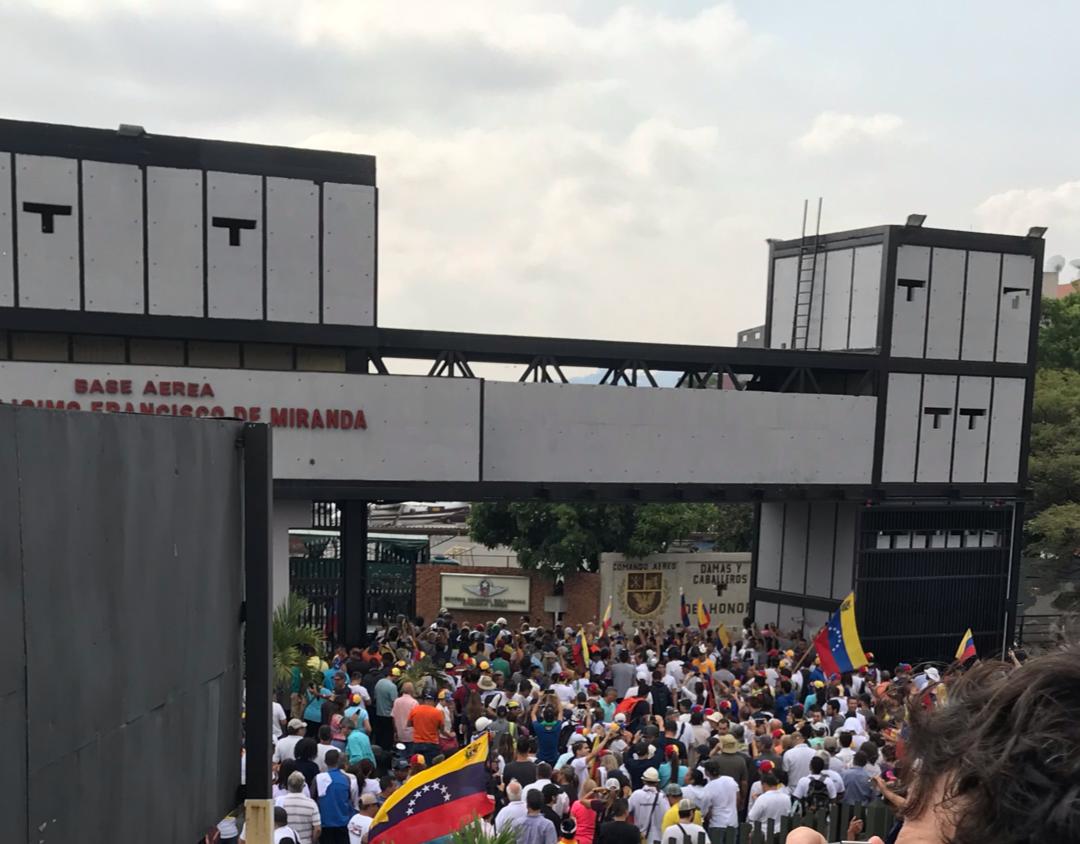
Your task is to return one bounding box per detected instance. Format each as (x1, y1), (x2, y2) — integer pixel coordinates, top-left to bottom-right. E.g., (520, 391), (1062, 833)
(496, 617), (507, 625)
(605, 778), (622, 791)
(475, 717), (493, 731)
(568, 733), (588, 745)
(614, 713), (627, 724)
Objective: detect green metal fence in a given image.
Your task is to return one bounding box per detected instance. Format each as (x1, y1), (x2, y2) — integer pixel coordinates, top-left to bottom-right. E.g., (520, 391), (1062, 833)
(657, 804), (894, 844)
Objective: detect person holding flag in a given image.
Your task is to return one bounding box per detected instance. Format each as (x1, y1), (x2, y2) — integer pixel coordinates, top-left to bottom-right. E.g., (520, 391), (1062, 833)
(696, 599), (711, 631)
(679, 588), (691, 628)
(601, 596), (613, 636)
(367, 734), (494, 844)
(955, 628), (977, 663)
(811, 592), (868, 679)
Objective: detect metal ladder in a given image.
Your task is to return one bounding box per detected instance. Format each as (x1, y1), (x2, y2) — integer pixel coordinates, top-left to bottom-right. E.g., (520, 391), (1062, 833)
(790, 197), (823, 350)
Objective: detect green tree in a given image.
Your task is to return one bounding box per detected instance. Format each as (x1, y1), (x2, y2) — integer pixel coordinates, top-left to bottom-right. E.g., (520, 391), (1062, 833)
(468, 502), (752, 576)
(272, 593), (326, 692)
(1024, 365), (1080, 610)
(1035, 293), (1080, 370)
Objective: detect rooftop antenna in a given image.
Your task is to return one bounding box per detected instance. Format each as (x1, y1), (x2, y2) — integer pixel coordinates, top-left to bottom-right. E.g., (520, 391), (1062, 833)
(1047, 255), (1065, 273)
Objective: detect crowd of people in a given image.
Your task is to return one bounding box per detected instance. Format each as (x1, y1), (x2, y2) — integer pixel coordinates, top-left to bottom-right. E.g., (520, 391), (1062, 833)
(220, 610), (1080, 844)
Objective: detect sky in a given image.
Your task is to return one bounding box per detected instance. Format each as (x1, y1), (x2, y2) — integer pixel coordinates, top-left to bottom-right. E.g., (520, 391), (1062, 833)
(2, 0), (1079, 350)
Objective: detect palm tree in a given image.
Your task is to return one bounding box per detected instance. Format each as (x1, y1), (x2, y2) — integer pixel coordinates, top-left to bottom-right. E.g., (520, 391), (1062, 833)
(273, 593), (326, 692)
(396, 655), (451, 695)
(451, 820), (515, 844)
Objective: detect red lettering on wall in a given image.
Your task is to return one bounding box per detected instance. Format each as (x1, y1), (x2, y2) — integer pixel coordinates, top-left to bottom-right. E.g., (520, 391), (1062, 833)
(311, 409), (324, 429)
(74, 379), (87, 394)
(201, 383), (215, 398)
(144, 381), (157, 395)
(139, 402), (155, 414)
(355, 410), (367, 430)
(270, 407), (288, 426)
(326, 409), (339, 429)
(248, 406), (261, 422)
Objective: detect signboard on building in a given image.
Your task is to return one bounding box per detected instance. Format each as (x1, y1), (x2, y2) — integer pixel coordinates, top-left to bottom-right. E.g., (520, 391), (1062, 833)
(440, 572), (530, 613)
(599, 552), (751, 632)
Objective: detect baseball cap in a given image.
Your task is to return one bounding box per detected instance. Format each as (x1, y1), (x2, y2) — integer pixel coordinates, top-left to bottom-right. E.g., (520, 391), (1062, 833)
(394, 758), (410, 770)
(287, 718), (306, 731)
(706, 711), (722, 724)
(438, 689), (451, 700)
(391, 667), (401, 677)
(360, 793), (377, 807)
(756, 760), (775, 773)
(421, 689), (436, 700)
(614, 713), (627, 724)
(560, 818), (577, 837)
(409, 754), (425, 766)
(813, 680), (825, 688)
(664, 784), (683, 797)
(351, 693), (362, 704)
(479, 661), (490, 671)
(604, 778), (622, 791)
(496, 617), (507, 625)
(475, 716), (493, 731)
(771, 728), (784, 739)
(508, 700), (521, 709)
(677, 799), (694, 814)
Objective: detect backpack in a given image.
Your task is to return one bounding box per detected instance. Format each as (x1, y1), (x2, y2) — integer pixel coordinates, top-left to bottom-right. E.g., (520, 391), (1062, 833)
(801, 776), (831, 816)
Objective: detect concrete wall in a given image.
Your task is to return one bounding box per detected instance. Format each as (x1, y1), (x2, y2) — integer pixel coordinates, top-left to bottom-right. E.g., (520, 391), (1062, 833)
(273, 498), (312, 606)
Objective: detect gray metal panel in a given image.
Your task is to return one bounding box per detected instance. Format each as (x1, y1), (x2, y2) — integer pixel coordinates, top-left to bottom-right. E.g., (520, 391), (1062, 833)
(207, 171), (263, 319)
(961, 251), (999, 361)
(323, 182), (375, 326)
(756, 503), (783, 591)
(848, 244), (882, 349)
(925, 247), (965, 359)
(14, 407), (243, 841)
(780, 502), (808, 593)
(755, 601), (779, 627)
(996, 253), (1034, 363)
(805, 502), (835, 598)
(881, 373), (922, 482)
(890, 244), (931, 358)
(82, 160), (144, 313)
(0, 153), (13, 306)
(951, 376), (992, 483)
(819, 247), (852, 350)
(806, 250), (826, 349)
(0, 409), (25, 844)
(987, 377), (1026, 482)
(769, 256), (797, 349)
(482, 382), (877, 485)
(16, 153), (80, 309)
(266, 176), (319, 323)
(831, 504), (857, 599)
(916, 374), (957, 483)
(147, 166), (204, 316)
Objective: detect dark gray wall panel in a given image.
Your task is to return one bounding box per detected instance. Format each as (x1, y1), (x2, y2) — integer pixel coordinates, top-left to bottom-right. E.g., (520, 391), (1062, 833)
(780, 502), (809, 593)
(805, 502), (835, 598)
(831, 504), (857, 600)
(756, 503), (783, 590)
(3, 405), (243, 841)
(0, 409), (26, 844)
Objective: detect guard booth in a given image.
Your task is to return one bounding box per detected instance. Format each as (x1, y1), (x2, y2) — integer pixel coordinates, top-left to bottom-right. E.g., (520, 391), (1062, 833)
(0, 117), (1041, 668)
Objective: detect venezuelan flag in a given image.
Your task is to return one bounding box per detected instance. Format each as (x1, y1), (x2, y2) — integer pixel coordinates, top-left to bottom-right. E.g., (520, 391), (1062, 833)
(602, 596), (613, 634)
(812, 592), (868, 678)
(680, 588), (690, 627)
(716, 623), (731, 648)
(368, 734), (491, 844)
(696, 599), (711, 631)
(955, 628), (977, 662)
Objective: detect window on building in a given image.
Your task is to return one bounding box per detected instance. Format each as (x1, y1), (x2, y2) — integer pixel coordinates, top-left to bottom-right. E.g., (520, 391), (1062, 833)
(129, 338), (185, 365)
(11, 332), (69, 362)
(72, 335), (126, 363)
(296, 346), (346, 372)
(188, 341), (241, 368)
(243, 343), (293, 370)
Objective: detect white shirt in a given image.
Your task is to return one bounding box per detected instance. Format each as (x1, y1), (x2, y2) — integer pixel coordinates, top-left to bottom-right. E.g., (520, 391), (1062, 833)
(662, 821), (707, 844)
(700, 776), (739, 829)
(782, 744), (817, 785)
(681, 784), (706, 810)
(666, 660), (685, 684)
(347, 812), (373, 844)
(273, 734), (303, 764)
(793, 773), (838, 800)
(822, 768), (845, 794)
(272, 701), (287, 741)
(316, 742), (336, 773)
(636, 663), (652, 684)
(494, 799), (528, 832)
(275, 827), (300, 843)
(316, 771), (360, 807)
(627, 786), (665, 844)
(835, 747), (856, 767)
(550, 683), (574, 703)
(523, 778), (569, 816)
(747, 790), (792, 826)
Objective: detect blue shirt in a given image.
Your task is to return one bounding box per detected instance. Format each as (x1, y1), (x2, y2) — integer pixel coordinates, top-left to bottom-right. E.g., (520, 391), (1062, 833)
(658, 762), (686, 788)
(774, 693), (795, 721)
(318, 769), (354, 828)
(303, 690), (324, 722)
(346, 728), (376, 765)
(841, 766), (876, 805)
(532, 720), (562, 764)
(374, 677), (399, 717)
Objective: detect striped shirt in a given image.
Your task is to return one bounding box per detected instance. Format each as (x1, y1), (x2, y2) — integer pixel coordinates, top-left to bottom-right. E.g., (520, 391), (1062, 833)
(274, 792), (321, 844)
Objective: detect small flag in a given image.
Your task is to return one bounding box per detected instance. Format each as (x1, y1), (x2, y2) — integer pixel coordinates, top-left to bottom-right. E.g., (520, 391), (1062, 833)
(696, 599), (711, 631)
(955, 628), (977, 663)
(716, 623), (731, 648)
(680, 588), (690, 627)
(812, 592), (868, 678)
(601, 597), (613, 634)
(368, 734), (492, 844)
(573, 627), (589, 669)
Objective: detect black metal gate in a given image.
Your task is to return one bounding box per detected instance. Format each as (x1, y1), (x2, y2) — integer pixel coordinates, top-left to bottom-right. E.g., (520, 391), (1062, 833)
(289, 502), (420, 645)
(854, 505), (1015, 666)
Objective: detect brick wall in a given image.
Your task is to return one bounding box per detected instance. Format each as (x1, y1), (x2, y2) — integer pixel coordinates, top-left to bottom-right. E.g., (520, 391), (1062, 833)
(414, 565), (602, 628)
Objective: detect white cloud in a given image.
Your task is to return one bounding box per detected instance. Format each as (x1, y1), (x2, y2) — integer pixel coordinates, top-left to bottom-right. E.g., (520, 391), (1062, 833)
(974, 180), (1080, 269)
(794, 111), (904, 155)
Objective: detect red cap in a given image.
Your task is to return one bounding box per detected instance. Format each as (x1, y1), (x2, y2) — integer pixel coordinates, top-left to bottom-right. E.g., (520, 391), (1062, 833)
(409, 754), (425, 766)
(691, 705), (703, 714)
(757, 760), (775, 773)
(704, 708), (715, 716)
(665, 744), (678, 757)
(771, 728), (784, 739)
(719, 700), (731, 710)
(588, 683), (599, 694)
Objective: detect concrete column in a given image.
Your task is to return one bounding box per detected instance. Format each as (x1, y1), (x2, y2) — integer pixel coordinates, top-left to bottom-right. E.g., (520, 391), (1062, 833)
(272, 498), (312, 607)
